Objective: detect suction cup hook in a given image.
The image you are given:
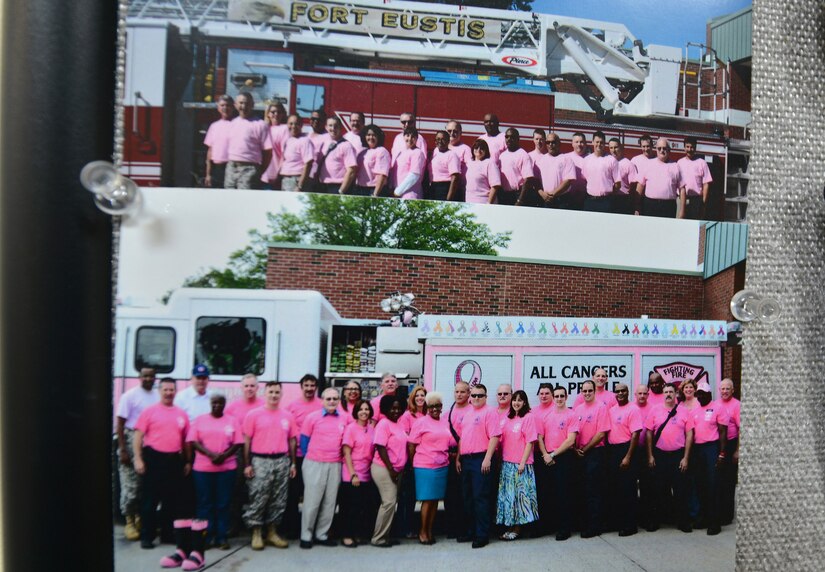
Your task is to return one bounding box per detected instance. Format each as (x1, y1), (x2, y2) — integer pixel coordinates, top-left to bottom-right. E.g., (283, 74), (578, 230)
(730, 289), (781, 324)
(79, 161), (142, 216)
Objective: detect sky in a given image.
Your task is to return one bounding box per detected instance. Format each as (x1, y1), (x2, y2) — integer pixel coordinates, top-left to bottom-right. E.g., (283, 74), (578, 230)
(533, 0), (751, 50)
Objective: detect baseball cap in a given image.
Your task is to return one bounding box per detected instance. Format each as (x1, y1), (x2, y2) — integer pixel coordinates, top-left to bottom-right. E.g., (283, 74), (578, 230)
(192, 364), (210, 377)
(696, 381), (712, 393)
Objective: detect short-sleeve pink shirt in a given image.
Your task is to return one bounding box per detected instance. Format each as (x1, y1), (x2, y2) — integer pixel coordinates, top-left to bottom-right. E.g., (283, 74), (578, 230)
(607, 403), (643, 445)
(279, 136), (316, 177)
(645, 404), (695, 451)
(187, 413), (244, 472)
(393, 148), (427, 199)
(261, 124), (290, 182)
(225, 397), (263, 426)
(243, 407), (298, 455)
(639, 159), (684, 200)
(356, 147), (391, 187)
(429, 148), (461, 182)
(408, 415), (454, 469)
(714, 397), (740, 440)
(372, 418), (409, 471)
(691, 402), (728, 444)
(286, 396), (323, 456)
(499, 148), (534, 193)
(616, 157), (636, 194)
(319, 139), (358, 184)
(535, 153), (575, 193)
(204, 119), (233, 163)
(342, 422), (375, 481)
(583, 153), (621, 197)
(227, 117), (269, 164)
(135, 403), (189, 454)
(677, 156), (713, 196)
(500, 414), (537, 464)
(457, 405), (502, 455)
(302, 410), (346, 463)
(539, 407), (579, 451)
(573, 401), (611, 449)
(464, 159), (502, 203)
(479, 133), (506, 164)
(564, 151), (588, 196)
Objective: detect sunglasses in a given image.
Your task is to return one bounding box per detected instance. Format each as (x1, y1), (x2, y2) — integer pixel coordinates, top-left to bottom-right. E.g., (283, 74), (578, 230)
(470, 393), (487, 398)
(497, 392), (511, 396)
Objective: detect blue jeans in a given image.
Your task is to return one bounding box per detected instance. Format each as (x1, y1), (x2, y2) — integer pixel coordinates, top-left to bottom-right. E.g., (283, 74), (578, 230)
(461, 454), (493, 540)
(193, 470), (235, 543)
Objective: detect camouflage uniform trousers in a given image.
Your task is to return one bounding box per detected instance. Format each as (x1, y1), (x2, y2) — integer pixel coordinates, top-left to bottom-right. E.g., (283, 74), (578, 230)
(119, 429), (141, 516)
(243, 455), (291, 527)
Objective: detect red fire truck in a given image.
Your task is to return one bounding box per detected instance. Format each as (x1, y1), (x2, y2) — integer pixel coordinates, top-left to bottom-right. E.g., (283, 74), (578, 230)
(123, 0), (747, 216)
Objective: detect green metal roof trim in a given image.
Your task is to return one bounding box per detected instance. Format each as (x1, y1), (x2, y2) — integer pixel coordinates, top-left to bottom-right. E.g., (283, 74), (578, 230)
(709, 6), (752, 63)
(703, 222), (749, 278)
(267, 242), (703, 277)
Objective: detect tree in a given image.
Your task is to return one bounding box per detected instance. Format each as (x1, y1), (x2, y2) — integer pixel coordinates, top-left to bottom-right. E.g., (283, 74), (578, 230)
(178, 195), (511, 293)
(428, 0), (533, 12)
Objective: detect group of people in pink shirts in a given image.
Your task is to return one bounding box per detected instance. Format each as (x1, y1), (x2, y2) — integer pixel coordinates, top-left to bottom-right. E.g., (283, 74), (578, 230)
(119, 364), (740, 569)
(203, 98), (712, 217)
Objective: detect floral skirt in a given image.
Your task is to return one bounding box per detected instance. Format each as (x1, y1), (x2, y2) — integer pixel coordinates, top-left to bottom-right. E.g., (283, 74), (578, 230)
(495, 461), (539, 526)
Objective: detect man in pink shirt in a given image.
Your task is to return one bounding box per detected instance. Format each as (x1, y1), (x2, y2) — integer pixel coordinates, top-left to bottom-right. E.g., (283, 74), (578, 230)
(455, 384), (501, 548)
(606, 384), (643, 536)
(306, 109), (329, 154)
(630, 134), (656, 200)
(677, 136), (713, 219)
(133, 378), (192, 551)
(715, 378), (740, 525)
(573, 379), (611, 538)
(498, 128), (535, 206)
(299, 388), (347, 548)
(645, 383), (694, 533)
(243, 381), (297, 550)
(344, 111), (365, 151)
(582, 131), (621, 213)
(370, 373), (399, 423)
(646, 372), (666, 408)
(563, 131), (589, 210)
(637, 137), (686, 218)
(573, 368), (618, 409)
(608, 137), (638, 215)
(316, 116), (358, 194)
(224, 92), (271, 190)
(282, 373), (322, 539)
(445, 381), (471, 538)
(691, 381), (728, 535)
(529, 129), (548, 165)
(116, 367), (159, 541)
(226, 373), (263, 423)
(203, 95), (235, 188)
(633, 383), (656, 530)
(534, 132), (576, 210)
(446, 120), (472, 192)
(479, 113), (506, 165)
(428, 130), (461, 201)
(390, 112), (428, 162)
(495, 384), (513, 420)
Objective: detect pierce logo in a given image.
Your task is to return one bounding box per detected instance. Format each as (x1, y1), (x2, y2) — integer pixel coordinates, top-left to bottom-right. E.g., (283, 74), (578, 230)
(502, 56), (537, 67)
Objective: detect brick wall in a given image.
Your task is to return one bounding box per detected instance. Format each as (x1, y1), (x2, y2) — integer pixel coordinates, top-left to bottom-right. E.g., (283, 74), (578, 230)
(702, 261), (746, 394)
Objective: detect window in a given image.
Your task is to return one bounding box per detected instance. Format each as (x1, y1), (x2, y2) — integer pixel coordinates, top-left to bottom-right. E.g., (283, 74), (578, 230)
(296, 84), (325, 117)
(194, 317), (266, 375)
(135, 327), (176, 373)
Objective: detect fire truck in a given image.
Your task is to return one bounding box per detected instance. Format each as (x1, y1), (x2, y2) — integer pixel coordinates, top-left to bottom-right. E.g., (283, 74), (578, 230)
(123, 0), (747, 213)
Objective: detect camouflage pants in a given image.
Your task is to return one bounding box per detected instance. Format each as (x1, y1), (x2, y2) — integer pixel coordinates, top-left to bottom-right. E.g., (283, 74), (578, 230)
(119, 429), (141, 516)
(243, 455), (290, 527)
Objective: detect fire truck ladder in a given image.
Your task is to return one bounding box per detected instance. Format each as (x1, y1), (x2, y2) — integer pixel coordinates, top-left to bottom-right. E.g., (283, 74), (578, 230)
(681, 42), (729, 121)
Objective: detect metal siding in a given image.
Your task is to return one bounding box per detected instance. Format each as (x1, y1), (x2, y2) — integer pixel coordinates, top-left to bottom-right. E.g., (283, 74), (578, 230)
(710, 8), (752, 63)
(704, 222), (748, 278)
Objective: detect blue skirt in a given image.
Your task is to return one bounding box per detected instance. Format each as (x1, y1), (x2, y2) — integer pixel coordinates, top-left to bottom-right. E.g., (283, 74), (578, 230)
(414, 466), (448, 501)
(496, 462), (539, 526)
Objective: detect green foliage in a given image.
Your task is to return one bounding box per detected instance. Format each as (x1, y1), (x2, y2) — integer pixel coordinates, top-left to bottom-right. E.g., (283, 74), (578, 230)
(176, 195), (511, 293)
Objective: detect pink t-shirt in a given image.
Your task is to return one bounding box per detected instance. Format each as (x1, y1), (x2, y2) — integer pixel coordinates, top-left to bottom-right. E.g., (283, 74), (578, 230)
(261, 124), (290, 182)
(457, 405), (502, 455)
(691, 403), (729, 445)
(449, 143), (472, 182)
(539, 407), (579, 451)
(645, 404), (695, 452)
(715, 397), (740, 440)
(677, 156), (713, 196)
(279, 136), (316, 177)
(447, 403), (471, 433)
(356, 147), (391, 187)
(634, 402), (654, 444)
(318, 138), (358, 184)
(607, 403), (643, 445)
(408, 415), (454, 469)
(116, 386), (159, 429)
(639, 159), (684, 200)
(646, 392), (665, 408)
(227, 117), (269, 164)
(286, 396), (323, 457)
(499, 148), (534, 193)
(370, 393), (397, 424)
(342, 422), (375, 482)
(308, 132), (330, 154)
(393, 148), (427, 199)
(372, 419), (409, 471)
(391, 132), (428, 161)
(464, 159), (502, 203)
(500, 414), (538, 464)
(187, 413), (244, 472)
(630, 153), (656, 183)
(564, 151), (588, 197)
(243, 407), (298, 455)
(429, 148), (461, 183)
(398, 410), (425, 435)
(135, 403), (189, 454)
(479, 133), (506, 164)
(573, 401), (611, 449)
(616, 157), (636, 195)
(529, 149), (547, 172)
(583, 153), (620, 197)
(535, 153), (576, 193)
(573, 390), (618, 410)
(344, 131), (363, 151)
(225, 397), (263, 426)
(204, 119), (233, 164)
(302, 410), (346, 463)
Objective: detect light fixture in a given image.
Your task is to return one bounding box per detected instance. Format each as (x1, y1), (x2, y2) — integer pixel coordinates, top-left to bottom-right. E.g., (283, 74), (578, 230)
(79, 161), (142, 216)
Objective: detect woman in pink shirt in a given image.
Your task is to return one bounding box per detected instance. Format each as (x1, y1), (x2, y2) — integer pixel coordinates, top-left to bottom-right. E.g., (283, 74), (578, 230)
(408, 392), (454, 544)
(186, 394), (244, 551)
(278, 114), (315, 192)
(427, 130), (461, 201)
(464, 140), (502, 204)
(339, 380), (363, 420)
(261, 103), (289, 189)
(495, 390), (539, 541)
(370, 395), (408, 547)
(354, 125), (391, 197)
(678, 378), (700, 412)
(392, 127), (427, 199)
(339, 400), (377, 547)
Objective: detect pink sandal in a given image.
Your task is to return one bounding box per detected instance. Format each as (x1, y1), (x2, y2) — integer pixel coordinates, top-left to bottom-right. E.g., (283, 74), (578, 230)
(182, 551), (205, 571)
(159, 548), (186, 568)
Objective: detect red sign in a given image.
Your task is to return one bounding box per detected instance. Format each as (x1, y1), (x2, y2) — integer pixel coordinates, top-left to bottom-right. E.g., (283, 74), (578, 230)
(501, 55), (538, 67)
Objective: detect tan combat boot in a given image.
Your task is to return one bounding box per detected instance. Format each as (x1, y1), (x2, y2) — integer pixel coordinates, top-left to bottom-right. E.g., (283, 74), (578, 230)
(124, 515), (140, 541)
(266, 525), (288, 548)
(251, 527), (264, 550)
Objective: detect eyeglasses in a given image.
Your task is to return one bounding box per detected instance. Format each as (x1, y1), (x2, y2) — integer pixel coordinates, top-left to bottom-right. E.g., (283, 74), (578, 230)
(324, 396), (340, 401)
(470, 393), (487, 398)
(400, 119), (412, 124)
(553, 394), (566, 399)
(344, 387), (360, 391)
(429, 404), (443, 409)
(497, 392), (511, 396)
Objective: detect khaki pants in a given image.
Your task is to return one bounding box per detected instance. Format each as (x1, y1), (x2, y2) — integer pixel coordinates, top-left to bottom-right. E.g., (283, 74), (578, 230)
(371, 463), (400, 545)
(300, 459), (341, 542)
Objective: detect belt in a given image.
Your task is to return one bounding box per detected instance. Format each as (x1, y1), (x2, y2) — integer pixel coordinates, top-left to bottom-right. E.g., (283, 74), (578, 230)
(644, 197), (675, 203)
(229, 160), (258, 166)
(252, 452), (287, 459)
(460, 452), (486, 459)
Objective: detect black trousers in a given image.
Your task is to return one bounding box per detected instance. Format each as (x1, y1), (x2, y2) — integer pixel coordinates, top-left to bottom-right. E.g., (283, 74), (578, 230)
(719, 438), (738, 524)
(280, 456), (304, 539)
(577, 447), (605, 534)
(651, 448), (690, 527)
(546, 451), (575, 535)
(337, 480), (379, 540)
(642, 197), (677, 218)
(606, 442), (638, 532)
(444, 455), (467, 537)
(140, 447), (193, 543)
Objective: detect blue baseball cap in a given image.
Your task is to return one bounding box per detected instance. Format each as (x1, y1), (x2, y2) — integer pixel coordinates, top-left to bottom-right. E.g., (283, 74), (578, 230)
(192, 364), (210, 377)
